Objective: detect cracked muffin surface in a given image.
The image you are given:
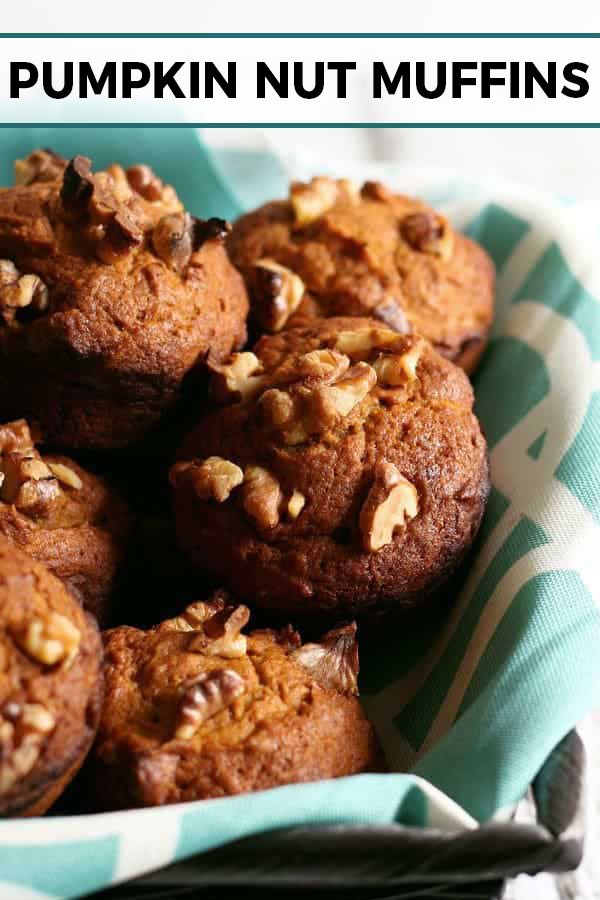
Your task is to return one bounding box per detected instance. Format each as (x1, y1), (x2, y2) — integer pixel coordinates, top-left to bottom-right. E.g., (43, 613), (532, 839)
(171, 317), (490, 618)
(228, 177), (494, 374)
(0, 419), (130, 624)
(0, 538), (103, 817)
(0, 150), (249, 448)
(89, 595), (377, 808)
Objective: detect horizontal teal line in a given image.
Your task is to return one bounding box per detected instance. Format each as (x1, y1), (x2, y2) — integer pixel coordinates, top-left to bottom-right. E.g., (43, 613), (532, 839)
(1, 32), (600, 38)
(1, 123), (599, 129)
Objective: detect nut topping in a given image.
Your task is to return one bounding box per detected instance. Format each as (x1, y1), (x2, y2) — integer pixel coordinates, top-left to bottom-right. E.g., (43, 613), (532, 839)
(0, 420), (34, 454)
(334, 327), (405, 361)
(287, 490), (306, 519)
(292, 623), (359, 695)
(14, 148), (66, 186)
(0, 701), (56, 795)
(174, 669), (245, 740)
(290, 176), (359, 227)
(170, 457), (244, 503)
(209, 352), (265, 404)
(372, 341), (424, 386)
(359, 462), (419, 552)
(0, 271), (49, 325)
(400, 211), (454, 262)
(125, 164), (165, 201)
(60, 155), (95, 219)
(14, 611), (81, 667)
(242, 466), (283, 530)
(188, 602), (250, 659)
(0, 450), (60, 514)
(47, 461), (83, 490)
(296, 349), (349, 382)
(320, 362), (377, 418)
(250, 259), (305, 332)
(152, 213), (230, 273)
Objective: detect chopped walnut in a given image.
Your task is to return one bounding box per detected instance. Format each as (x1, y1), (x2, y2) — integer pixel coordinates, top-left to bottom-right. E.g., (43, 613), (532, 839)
(209, 352), (266, 404)
(14, 612), (81, 667)
(372, 341), (424, 386)
(250, 259), (305, 332)
(47, 461), (83, 490)
(14, 148), (66, 186)
(0, 260), (19, 288)
(292, 623), (359, 695)
(0, 450), (60, 514)
(0, 701), (56, 795)
(188, 602), (250, 659)
(287, 490), (305, 519)
(170, 457), (244, 503)
(125, 164), (165, 201)
(401, 211), (454, 262)
(259, 357), (375, 445)
(152, 213), (230, 273)
(0, 420), (34, 454)
(96, 209), (143, 264)
(174, 669), (246, 740)
(360, 181), (394, 203)
(290, 176), (359, 227)
(0, 272), (49, 325)
(60, 156), (95, 219)
(373, 300), (412, 334)
(334, 327), (406, 361)
(359, 462), (419, 552)
(242, 466), (283, 529)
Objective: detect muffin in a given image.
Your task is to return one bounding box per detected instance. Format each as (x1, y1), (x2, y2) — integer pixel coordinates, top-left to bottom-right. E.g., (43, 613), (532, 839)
(0, 419), (129, 624)
(171, 317), (490, 619)
(89, 595), (377, 808)
(0, 149), (249, 448)
(228, 177), (494, 374)
(0, 538), (103, 816)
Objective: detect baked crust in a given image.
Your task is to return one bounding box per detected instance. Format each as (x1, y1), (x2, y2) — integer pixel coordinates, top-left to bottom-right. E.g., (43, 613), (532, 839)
(89, 596), (378, 808)
(0, 151), (249, 448)
(0, 538), (103, 817)
(171, 317), (490, 618)
(228, 178), (494, 374)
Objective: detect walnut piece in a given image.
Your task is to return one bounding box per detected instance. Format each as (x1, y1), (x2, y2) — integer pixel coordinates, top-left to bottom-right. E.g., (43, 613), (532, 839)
(372, 340), (425, 387)
(401, 211), (454, 262)
(125, 164), (165, 202)
(0, 701), (56, 795)
(287, 490), (305, 519)
(259, 357), (376, 446)
(174, 669), (246, 740)
(14, 149), (66, 186)
(242, 466), (283, 529)
(251, 259), (305, 332)
(0, 271), (49, 325)
(0, 450), (61, 514)
(14, 612), (81, 667)
(187, 602), (250, 659)
(290, 176), (359, 227)
(209, 352), (265, 404)
(152, 213), (230, 273)
(359, 462), (419, 552)
(292, 623), (359, 695)
(47, 461), (83, 490)
(170, 457), (244, 503)
(0, 420), (34, 454)
(334, 327), (406, 361)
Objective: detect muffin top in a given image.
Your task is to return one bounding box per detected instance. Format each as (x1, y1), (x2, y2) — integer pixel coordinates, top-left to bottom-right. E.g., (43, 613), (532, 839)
(0, 418), (128, 535)
(171, 317), (489, 615)
(95, 595), (377, 806)
(228, 177), (494, 370)
(0, 149), (248, 402)
(0, 537), (102, 815)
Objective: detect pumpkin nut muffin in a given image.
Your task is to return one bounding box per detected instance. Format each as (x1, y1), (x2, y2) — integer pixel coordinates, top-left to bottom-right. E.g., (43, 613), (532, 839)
(228, 176), (494, 374)
(88, 594), (377, 808)
(0, 419), (129, 624)
(0, 538), (103, 816)
(0, 149), (249, 448)
(171, 317), (490, 619)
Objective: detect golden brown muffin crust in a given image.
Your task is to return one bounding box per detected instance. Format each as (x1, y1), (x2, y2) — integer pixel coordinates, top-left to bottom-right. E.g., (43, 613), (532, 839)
(90, 596), (378, 808)
(0, 419), (129, 623)
(171, 317), (490, 618)
(0, 538), (103, 816)
(228, 178), (494, 374)
(0, 151), (249, 448)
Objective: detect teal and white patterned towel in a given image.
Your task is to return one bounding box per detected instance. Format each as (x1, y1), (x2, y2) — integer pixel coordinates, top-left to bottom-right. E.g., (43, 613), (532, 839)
(1, 129), (599, 900)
